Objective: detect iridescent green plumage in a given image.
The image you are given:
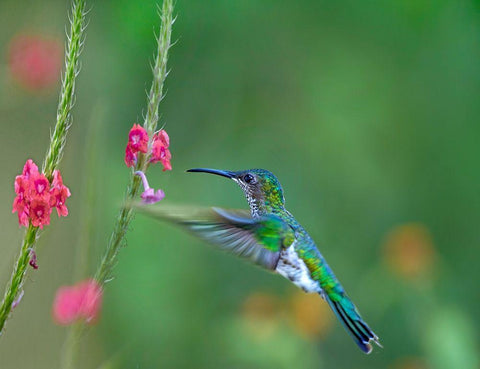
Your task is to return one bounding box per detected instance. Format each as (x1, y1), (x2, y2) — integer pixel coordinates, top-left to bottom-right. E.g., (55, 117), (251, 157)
(136, 168), (381, 353)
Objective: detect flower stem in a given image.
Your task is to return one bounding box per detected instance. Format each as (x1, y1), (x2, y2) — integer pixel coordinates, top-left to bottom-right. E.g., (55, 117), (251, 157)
(94, 0), (174, 287)
(0, 226), (38, 334)
(134, 171), (151, 191)
(0, 0), (87, 337)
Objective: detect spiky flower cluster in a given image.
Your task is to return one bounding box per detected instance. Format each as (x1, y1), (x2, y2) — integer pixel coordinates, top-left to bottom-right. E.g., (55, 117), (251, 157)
(12, 159), (71, 228)
(124, 124), (171, 171)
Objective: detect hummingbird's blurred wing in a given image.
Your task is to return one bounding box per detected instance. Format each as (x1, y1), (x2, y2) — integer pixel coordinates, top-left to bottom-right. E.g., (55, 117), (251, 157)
(134, 204), (295, 270)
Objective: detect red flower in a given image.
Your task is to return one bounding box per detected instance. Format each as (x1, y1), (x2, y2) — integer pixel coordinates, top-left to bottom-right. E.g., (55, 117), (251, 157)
(52, 279), (103, 325)
(8, 34), (62, 91)
(124, 124), (149, 167)
(124, 143), (137, 168)
(123, 125), (172, 171)
(29, 198), (52, 228)
(128, 124), (148, 153)
(28, 173), (50, 199)
(12, 195), (29, 227)
(12, 159), (71, 227)
(150, 130), (172, 171)
(13, 173), (31, 226)
(50, 170), (71, 217)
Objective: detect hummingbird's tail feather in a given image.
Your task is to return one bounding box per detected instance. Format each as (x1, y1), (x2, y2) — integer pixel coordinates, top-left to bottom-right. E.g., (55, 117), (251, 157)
(325, 295), (381, 354)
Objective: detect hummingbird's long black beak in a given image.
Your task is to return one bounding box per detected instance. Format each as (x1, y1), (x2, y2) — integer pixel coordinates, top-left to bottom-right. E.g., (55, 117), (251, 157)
(187, 168), (235, 179)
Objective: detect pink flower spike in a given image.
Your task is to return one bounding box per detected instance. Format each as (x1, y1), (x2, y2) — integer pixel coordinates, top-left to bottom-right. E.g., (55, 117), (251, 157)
(52, 279), (102, 325)
(128, 124), (149, 153)
(134, 171), (165, 204)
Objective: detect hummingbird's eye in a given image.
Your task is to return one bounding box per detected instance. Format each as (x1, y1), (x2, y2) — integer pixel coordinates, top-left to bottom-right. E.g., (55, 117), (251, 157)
(243, 174), (254, 184)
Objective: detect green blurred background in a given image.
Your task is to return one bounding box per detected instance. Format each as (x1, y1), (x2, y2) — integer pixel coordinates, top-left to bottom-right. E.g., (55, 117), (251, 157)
(1, 0), (480, 368)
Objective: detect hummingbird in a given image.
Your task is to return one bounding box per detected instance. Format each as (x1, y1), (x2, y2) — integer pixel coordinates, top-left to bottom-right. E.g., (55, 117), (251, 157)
(136, 168), (381, 353)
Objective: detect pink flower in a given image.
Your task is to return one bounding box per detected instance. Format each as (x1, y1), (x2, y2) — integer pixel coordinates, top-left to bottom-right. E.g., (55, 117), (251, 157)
(52, 279), (103, 325)
(28, 173), (50, 199)
(128, 124), (149, 153)
(12, 176), (30, 226)
(124, 124), (149, 167)
(135, 171), (165, 204)
(21, 159), (39, 179)
(12, 159), (71, 227)
(29, 198), (52, 228)
(141, 187), (165, 204)
(8, 34), (62, 91)
(124, 144), (136, 167)
(150, 130), (172, 171)
(50, 170), (71, 217)
(12, 196), (29, 226)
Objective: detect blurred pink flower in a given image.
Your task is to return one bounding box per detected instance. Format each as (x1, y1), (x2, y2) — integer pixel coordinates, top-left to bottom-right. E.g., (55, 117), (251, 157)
(141, 187), (165, 204)
(8, 33), (62, 91)
(52, 279), (103, 325)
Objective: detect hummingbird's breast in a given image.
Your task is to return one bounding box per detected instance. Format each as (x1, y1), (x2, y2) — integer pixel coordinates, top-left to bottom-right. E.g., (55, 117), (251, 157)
(269, 208), (323, 294)
(275, 241), (322, 294)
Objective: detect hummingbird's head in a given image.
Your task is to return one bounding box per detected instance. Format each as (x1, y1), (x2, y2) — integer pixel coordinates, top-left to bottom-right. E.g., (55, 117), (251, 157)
(187, 168), (285, 216)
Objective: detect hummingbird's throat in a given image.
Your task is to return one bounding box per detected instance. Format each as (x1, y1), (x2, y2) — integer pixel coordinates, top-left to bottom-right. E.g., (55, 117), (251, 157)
(233, 177), (284, 217)
(233, 179), (263, 217)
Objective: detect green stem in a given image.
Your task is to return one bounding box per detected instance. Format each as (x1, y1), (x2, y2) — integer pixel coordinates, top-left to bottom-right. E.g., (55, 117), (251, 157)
(0, 0), (87, 337)
(0, 226), (38, 334)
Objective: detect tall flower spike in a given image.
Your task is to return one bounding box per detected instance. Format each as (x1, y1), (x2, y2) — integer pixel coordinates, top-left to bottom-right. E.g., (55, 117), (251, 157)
(0, 0), (86, 337)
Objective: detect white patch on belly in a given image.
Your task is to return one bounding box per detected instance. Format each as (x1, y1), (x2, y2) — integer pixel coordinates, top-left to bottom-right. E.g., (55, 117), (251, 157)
(275, 243), (321, 293)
